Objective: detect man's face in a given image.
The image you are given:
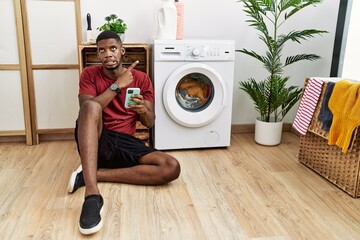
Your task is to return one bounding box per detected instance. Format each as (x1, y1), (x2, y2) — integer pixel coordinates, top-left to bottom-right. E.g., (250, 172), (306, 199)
(97, 38), (124, 70)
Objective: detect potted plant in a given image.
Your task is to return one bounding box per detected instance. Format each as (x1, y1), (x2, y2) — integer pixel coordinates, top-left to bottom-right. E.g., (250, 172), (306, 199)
(97, 14), (127, 42)
(237, 0), (327, 145)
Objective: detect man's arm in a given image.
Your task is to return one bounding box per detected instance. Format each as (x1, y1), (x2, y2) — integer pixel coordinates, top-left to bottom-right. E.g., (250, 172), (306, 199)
(138, 100), (155, 128)
(79, 61), (138, 109)
(78, 88), (118, 109)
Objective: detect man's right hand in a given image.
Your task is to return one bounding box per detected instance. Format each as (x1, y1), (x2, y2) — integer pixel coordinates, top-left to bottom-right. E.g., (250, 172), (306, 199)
(116, 60), (139, 88)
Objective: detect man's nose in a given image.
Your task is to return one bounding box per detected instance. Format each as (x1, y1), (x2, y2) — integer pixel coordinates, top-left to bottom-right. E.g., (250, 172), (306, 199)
(104, 49), (113, 56)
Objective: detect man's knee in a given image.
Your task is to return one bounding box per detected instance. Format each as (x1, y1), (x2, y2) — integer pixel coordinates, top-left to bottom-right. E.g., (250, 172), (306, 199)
(162, 156), (181, 183)
(79, 100), (102, 119)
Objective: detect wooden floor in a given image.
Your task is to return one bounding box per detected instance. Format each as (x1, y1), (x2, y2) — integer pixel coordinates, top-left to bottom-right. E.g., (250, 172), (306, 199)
(0, 133), (359, 240)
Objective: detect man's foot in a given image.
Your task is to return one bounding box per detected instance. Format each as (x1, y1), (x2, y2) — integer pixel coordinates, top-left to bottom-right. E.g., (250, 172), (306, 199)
(79, 195), (104, 235)
(67, 165), (85, 193)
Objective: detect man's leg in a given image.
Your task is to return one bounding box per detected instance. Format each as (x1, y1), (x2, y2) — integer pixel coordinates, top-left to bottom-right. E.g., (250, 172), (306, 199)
(76, 100), (104, 235)
(69, 151), (180, 191)
(96, 151), (180, 185)
(77, 100), (103, 196)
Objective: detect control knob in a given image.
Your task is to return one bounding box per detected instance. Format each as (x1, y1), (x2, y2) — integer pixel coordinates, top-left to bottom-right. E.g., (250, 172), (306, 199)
(191, 48), (200, 57)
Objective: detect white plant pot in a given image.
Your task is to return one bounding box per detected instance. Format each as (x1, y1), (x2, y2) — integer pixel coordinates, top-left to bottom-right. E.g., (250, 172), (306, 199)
(118, 33), (125, 43)
(254, 117), (283, 146)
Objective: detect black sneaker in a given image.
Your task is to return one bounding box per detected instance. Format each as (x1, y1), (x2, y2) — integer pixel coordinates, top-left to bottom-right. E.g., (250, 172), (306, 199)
(67, 165), (85, 193)
(79, 194), (104, 235)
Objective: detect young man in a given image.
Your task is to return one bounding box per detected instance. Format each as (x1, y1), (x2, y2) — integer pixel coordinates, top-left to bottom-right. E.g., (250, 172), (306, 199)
(68, 30), (180, 235)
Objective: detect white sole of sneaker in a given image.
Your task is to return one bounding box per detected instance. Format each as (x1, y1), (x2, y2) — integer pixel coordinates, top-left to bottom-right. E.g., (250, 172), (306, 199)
(78, 205), (104, 235)
(67, 165), (83, 193)
(79, 219), (103, 235)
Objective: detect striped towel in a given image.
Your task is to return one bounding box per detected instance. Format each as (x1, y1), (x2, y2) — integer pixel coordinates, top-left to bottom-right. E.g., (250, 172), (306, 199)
(292, 78), (324, 135)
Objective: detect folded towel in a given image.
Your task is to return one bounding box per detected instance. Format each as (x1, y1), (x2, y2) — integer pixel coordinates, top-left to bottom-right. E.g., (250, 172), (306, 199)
(292, 78), (324, 135)
(328, 80), (360, 153)
(317, 82), (335, 131)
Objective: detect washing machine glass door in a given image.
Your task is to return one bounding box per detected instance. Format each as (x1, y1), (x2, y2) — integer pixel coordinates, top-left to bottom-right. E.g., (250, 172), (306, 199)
(163, 63), (227, 127)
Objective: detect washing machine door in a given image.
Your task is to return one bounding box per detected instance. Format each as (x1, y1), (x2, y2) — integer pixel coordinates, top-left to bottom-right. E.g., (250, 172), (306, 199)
(163, 63), (227, 127)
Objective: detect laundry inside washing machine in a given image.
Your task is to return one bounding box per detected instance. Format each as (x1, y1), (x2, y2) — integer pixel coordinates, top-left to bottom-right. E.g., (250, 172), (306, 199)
(176, 73), (214, 111)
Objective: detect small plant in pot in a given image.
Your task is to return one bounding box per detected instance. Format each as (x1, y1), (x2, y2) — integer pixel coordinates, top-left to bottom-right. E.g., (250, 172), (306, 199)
(237, 0), (327, 145)
(97, 14), (127, 42)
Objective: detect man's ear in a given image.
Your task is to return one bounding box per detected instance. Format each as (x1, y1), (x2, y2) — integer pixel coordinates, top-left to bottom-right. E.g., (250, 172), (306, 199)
(121, 47), (126, 55)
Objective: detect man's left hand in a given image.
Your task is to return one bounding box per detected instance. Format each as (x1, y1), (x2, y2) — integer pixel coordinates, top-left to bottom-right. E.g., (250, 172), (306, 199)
(128, 94), (148, 114)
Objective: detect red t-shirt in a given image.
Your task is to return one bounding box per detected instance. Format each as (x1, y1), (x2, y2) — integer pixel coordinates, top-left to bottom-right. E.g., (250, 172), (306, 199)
(79, 65), (154, 136)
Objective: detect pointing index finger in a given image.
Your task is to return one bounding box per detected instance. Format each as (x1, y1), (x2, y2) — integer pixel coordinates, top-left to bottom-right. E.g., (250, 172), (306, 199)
(127, 60), (139, 71)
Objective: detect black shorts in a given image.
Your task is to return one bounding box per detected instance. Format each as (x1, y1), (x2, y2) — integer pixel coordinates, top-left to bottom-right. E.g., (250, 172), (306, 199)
(75, 123), (157, 169)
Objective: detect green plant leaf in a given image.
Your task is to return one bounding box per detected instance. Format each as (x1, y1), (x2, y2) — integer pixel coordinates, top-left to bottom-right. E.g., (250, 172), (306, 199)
(236, 49), (267, 64)
(278, 29), (328, 47)
(284, 0), (322, 20)
(284, 54), (321, 66)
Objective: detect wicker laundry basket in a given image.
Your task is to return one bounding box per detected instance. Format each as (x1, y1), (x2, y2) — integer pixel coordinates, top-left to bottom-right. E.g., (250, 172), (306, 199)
(298, 79), (360, 198)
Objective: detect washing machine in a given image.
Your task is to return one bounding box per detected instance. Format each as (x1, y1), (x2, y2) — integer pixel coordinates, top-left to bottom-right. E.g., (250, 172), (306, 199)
(152, 39), (235, 150)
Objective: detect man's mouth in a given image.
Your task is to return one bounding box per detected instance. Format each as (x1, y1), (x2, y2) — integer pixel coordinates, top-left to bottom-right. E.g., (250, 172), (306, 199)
(105, 59), (117, 65)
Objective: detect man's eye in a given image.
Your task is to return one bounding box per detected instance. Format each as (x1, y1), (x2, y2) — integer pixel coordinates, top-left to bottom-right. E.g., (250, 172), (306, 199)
(111, 47), (116, 51)
(99, 49), (104, 53)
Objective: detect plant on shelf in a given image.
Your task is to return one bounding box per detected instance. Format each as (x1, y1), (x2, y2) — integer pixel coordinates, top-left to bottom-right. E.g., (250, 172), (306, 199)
(97, 14), (127, 34)
(237, 0), (327, 123)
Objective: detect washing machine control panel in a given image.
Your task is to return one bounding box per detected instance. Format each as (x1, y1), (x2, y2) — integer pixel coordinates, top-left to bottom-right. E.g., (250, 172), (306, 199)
(185, 44), (234, 61)
(185, 46), (203, 59)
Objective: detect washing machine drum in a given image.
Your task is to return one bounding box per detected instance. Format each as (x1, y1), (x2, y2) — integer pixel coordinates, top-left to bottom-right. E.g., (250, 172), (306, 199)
(163, 63), (227, 128)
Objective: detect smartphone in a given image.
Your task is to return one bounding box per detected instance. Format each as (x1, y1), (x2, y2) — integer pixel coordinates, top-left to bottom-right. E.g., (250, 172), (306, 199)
(125, 88), (140, 108)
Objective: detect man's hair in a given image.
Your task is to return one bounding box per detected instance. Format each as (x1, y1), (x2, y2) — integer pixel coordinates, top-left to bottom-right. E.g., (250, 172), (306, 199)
(96, 30), (121, 44)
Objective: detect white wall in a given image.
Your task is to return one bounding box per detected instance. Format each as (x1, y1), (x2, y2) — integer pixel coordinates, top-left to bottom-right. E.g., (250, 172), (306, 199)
(339, 0), (360, 79)
(80, 0), (340, 124)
